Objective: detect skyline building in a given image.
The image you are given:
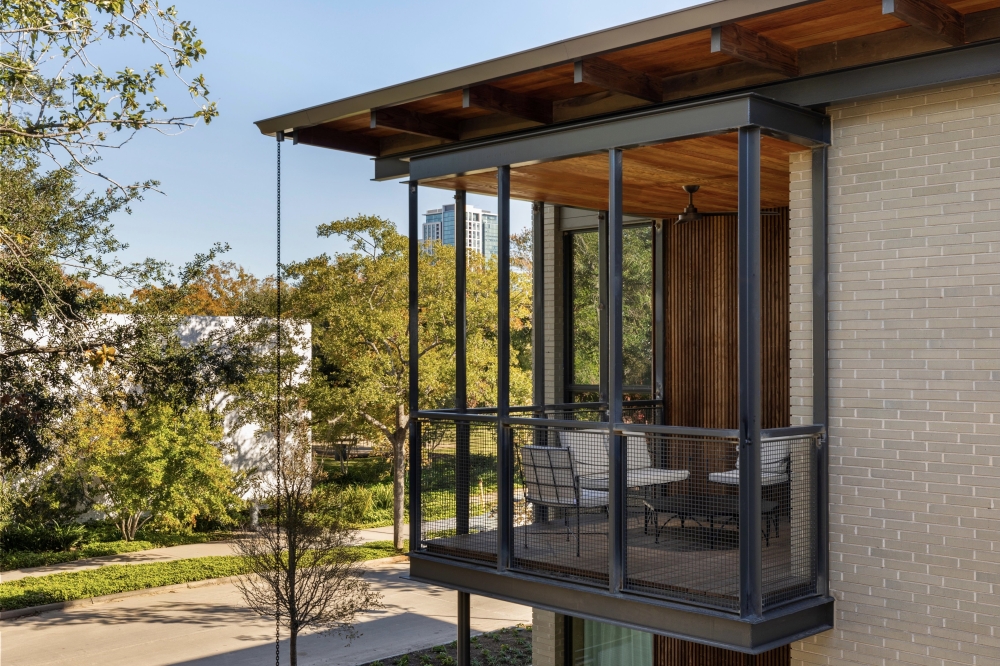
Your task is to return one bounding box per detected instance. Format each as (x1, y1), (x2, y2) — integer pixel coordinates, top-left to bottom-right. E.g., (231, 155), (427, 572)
(422, 203), (498, 258)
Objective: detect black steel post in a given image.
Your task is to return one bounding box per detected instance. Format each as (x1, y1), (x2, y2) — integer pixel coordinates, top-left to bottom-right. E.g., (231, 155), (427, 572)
(408, 181), (422, 552)
(598, 210), (609, 412)
(457, 591), (471, 666)
(812, 146), (830, 598)
(607, 148), (625, 594)
(737, 127), (763, 619)
(455, 190), (470, 536)
(653, 219), (666, 423)
(496, 165), (512, 572)
(532, 201), (546, 411)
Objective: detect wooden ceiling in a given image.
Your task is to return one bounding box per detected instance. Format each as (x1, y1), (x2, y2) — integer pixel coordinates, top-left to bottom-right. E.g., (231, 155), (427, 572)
(294, 0), (1000, 160)
(424, 134), (802, 216)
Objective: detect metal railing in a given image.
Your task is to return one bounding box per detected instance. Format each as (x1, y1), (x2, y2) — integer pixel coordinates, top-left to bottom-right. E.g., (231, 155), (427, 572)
(413, 410), (822, 613)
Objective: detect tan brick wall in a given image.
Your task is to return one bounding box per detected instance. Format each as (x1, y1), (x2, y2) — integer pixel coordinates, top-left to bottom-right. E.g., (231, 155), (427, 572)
(531, 608), (565, 666)
(790, 78), (1000, 666)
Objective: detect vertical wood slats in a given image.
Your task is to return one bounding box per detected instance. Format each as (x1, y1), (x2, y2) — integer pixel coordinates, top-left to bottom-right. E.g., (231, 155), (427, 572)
(654, 636), (790, 666)
(663, 209), (789, 431)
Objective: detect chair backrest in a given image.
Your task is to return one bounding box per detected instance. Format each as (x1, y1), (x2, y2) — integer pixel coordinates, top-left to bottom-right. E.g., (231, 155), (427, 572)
(734, 439), (791, 477)
(626, 434), (652, 469)
(557, 429), (608, 479)
(521, 446), (577, 506)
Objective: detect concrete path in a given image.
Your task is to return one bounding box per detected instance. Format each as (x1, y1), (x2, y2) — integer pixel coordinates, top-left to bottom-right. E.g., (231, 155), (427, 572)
(2, 526), (405, 583)
(1, 560), (531, 666)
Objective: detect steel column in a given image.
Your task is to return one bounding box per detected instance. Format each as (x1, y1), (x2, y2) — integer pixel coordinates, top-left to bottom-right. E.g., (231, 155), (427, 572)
(607, 148), (625, 593)
(496, 166), (512, 572)
(455, 190), (470, 536)
(598, 210), (609, 409)
(653, 219), (666, 419)
(408, 181), (421, 552)
(532, 201), (546, 410)
(457, 591), (471, 666)
(737, 127), (763, 619)
(812, 146), (830, 597)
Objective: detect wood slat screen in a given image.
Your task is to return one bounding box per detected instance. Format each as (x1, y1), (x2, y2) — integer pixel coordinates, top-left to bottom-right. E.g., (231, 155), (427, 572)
(663, 209), (790, 430)
(654, 636), (790, 666)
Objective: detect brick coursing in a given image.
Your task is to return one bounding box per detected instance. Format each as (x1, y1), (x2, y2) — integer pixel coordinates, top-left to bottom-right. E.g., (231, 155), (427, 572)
(790, 78), (1000, 666)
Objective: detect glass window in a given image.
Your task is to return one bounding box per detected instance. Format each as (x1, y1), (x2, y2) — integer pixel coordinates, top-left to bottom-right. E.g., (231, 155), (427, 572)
(570, 618), (653, 666)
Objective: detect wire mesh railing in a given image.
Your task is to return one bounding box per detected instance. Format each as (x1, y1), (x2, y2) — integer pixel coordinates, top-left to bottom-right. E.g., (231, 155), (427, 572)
(413, 412), (822, 612)
(417, 416), (498, 565)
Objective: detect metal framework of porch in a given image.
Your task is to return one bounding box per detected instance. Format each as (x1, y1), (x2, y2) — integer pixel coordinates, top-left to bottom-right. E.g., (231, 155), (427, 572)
(404, 93), (833, 653)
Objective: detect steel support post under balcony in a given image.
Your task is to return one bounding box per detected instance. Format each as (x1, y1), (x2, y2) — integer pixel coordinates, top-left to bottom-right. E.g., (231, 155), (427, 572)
(598, 210), (609, 411)
(653, 219), (666, 420)
(408, 181), (421, 552)
(457, 591), (471, 666)
(737, 127), (763, 619)
(607, 148), (625, 594)
(496, 165), (512, 572)
(455, 190), (470, 536)
(812, 146), (830, 597)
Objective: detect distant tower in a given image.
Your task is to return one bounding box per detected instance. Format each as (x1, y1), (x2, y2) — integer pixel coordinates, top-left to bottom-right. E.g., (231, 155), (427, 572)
(423, 203), (498, 258)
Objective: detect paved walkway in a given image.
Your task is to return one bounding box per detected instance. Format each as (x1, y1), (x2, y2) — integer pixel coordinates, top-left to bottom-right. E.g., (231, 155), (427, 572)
(1, 560), (531, 666)
(2, 525), (405, 583)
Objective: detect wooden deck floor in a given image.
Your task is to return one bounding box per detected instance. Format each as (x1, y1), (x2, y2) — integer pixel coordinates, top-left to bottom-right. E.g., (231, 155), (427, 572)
(423, 512), (813, 611)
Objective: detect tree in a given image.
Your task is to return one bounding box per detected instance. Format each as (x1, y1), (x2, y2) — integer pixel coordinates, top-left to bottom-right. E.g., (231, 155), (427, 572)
(1, 1), (216, 184)
(234, 424), (382, 666)
(68, 400), (237, 540)
(289, 215), (531, 550)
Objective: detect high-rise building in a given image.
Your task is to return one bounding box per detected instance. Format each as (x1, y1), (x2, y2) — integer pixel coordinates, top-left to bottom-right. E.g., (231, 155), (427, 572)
(422, 203), (498, 258)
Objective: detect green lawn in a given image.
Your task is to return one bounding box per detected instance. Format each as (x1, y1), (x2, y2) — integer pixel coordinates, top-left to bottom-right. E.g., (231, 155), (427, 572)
(0, 540), (405, 611)
(0, 532), (231, 572)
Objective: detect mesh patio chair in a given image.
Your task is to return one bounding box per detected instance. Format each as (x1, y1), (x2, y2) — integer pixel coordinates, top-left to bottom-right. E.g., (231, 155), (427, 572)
(521, 445), (608, 557)
(707, 439), (791, 545)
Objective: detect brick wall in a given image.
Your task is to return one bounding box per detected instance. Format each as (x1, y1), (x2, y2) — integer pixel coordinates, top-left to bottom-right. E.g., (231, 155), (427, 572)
(790, 78), (1000, 666)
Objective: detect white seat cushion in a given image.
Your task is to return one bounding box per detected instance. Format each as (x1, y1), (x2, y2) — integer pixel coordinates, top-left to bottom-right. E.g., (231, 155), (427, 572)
(578, 489), (609, 508)
(708, 469), (788, 486)
(558, 429), (608, 480)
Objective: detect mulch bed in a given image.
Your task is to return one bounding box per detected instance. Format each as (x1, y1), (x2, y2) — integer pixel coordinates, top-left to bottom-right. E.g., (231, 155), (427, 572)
(359, 624), (532, 666)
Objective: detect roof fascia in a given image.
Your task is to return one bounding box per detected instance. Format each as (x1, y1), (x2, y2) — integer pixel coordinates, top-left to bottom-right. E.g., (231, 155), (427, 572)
(254, 0), (817, 136)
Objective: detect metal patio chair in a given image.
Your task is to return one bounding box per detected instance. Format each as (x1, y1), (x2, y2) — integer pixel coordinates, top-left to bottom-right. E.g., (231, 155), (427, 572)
(520, 445), (608, 557)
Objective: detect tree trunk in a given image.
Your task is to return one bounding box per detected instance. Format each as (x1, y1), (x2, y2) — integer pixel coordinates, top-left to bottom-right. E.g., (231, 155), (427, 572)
(289, 624), (297, 666)
(393, 429), (407, 551)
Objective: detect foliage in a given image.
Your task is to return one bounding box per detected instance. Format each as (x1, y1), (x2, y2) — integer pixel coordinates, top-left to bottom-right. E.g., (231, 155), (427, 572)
(131, 261), (273, 316)
(234, 437), (383, 666)
(358, 625), (533, 666)
(68, 400), (238, 540)
(1, 521), (85, 552)
(289, 214), (531, 549)
(1, 1), (216, 185)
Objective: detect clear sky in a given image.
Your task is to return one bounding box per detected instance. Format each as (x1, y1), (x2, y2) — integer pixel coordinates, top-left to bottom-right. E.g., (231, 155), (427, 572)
(92, 0), (702, 284)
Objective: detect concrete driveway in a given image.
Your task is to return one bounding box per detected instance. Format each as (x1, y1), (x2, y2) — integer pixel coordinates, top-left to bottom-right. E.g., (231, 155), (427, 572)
(1, 560), (530, 666)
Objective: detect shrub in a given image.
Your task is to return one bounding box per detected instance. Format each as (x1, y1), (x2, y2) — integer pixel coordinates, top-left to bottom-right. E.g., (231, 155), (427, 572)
(1, 522), (85, 552)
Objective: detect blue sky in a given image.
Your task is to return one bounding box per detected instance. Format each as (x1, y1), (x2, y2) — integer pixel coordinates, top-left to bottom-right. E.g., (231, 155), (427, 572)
(92, 0), (701, 284)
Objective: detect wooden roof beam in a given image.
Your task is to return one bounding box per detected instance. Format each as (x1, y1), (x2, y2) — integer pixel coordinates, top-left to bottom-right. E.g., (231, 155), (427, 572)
(371, 107), (461, 141)
(294, 125), (380, 156)
(883, 0), (965, 46)
(711, 23), (798, 78)
(463, 84), (553, 125)
(574, 57), (663, 103)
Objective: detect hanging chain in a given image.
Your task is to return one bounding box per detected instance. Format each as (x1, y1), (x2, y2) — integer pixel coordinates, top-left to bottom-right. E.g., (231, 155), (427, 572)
(275, 131), (283, 666)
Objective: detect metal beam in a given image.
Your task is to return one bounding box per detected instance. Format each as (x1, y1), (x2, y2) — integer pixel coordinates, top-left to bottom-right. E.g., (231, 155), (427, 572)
(575, 58), (663, 103)
(455, 190), (470, 536)
(812, 146), (830, 599)
(883, 0), (965, 46)
(598, 211), (609, 408)
(457, 591), (471, 666)
(372, 107), (461, 141)
(607, 149), (625, 594)
(737, 126), (763, 620)
(408, 182), (421, 552)
(496, 166), (512, 572)
(464, 84), (553, 125)
(653, 220), (666, 415)
(712, 24), (799, 77)
(532, 201), (546, 408)
(410, 555), (835, 654)
(407, 95), (827, 182)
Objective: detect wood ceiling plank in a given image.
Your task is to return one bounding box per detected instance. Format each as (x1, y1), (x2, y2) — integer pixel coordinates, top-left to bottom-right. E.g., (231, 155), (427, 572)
(711, 23), (799, 77)
(463, 84), (553, 125)
(574, 57), (664, 103)
(662, 62), (786, 103)
(370, 107), (460, 141)
(883, 0), (967, 45)
(295, 125), (381, 156)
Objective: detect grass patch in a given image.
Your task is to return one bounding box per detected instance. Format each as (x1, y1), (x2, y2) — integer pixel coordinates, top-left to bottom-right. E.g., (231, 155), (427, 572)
(359, 624), (532, 666)
(0, 540), (407, 611)
(0, 531), (230, 572)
